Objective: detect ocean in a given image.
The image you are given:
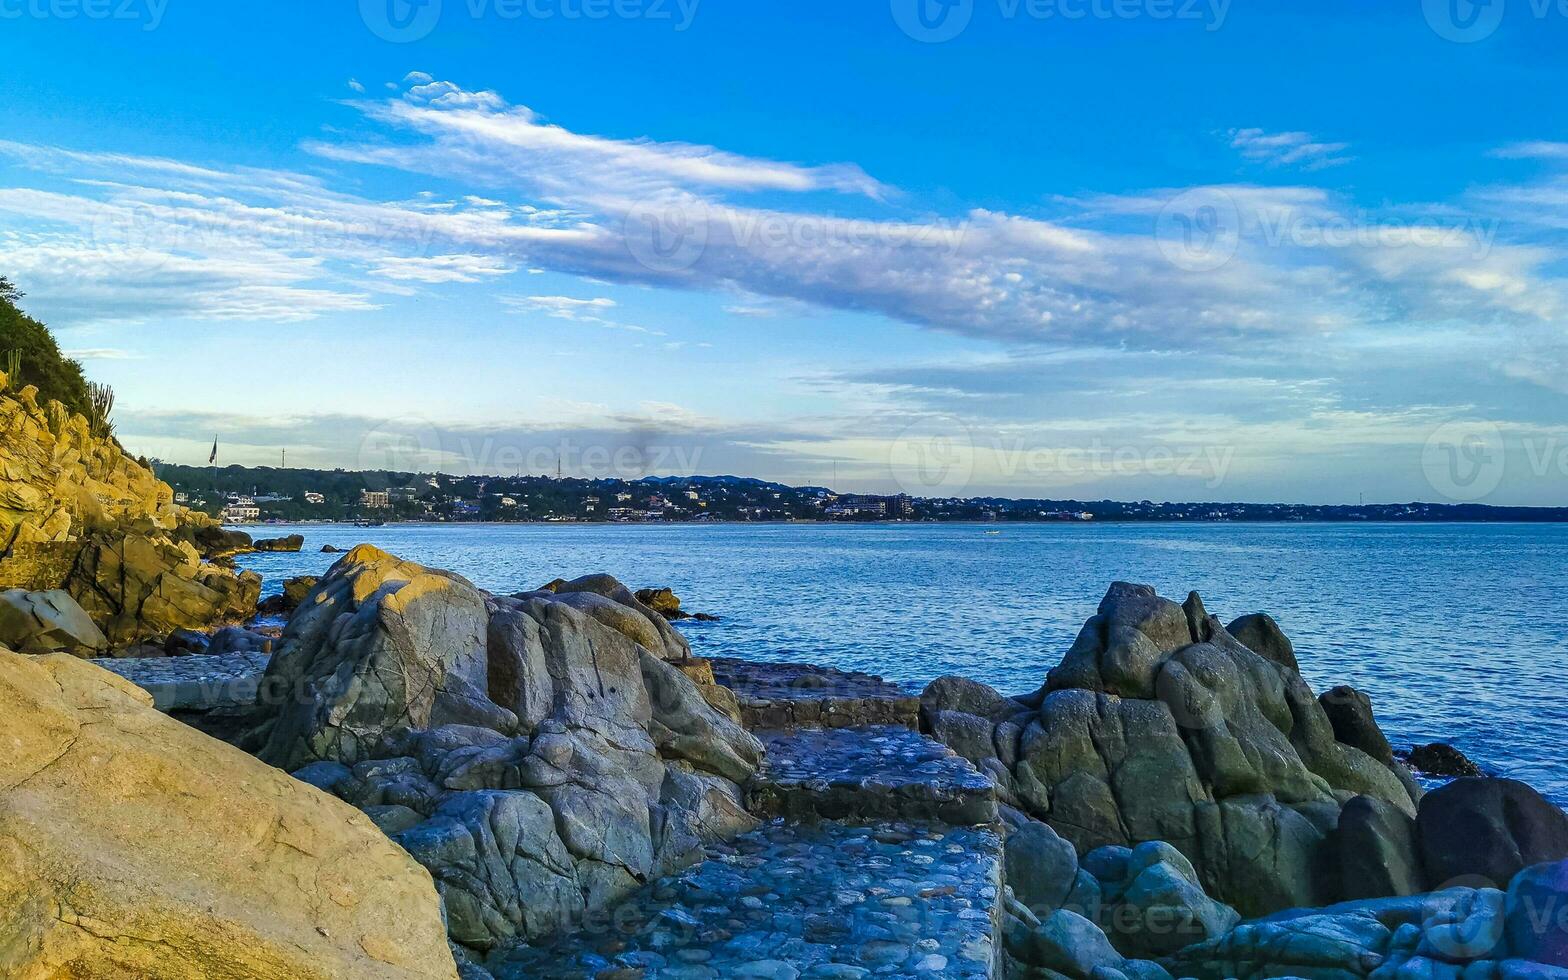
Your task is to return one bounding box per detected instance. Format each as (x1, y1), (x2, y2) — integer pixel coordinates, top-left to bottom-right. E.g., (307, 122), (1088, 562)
(232, 521), (1568, 804)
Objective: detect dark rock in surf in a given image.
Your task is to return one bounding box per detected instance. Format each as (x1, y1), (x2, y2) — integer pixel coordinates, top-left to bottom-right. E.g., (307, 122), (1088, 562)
(1405, 742), (1484, 778)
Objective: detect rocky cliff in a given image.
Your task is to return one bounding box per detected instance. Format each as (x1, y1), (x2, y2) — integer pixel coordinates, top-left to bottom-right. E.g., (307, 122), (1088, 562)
(0, 375), (258, 646)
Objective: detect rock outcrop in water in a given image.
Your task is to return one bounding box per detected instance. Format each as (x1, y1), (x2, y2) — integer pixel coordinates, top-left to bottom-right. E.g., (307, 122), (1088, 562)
(923, 582), (1423, 917)
(243, 547), (764, 956)
(0, 378), (259, 645)
(0, 645), (456, 979)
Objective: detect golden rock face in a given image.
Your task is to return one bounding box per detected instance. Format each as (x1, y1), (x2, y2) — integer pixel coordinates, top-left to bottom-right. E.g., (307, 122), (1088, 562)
(0, 385), (257, 644)
(0, 384), (175, 546)
(0, 647), (459, 980)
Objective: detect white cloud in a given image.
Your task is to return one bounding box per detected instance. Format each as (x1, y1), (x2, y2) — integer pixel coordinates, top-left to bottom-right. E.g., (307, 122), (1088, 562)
(64, 347), (140, 360)
(369, 254), (516, 283)
(1228, 128), (1352, 170)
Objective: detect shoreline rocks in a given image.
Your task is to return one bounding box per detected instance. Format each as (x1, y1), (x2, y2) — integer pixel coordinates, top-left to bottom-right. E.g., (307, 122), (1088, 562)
(4, 549), (1564, 979)
(241, 547), (764, 953)
(923, 581), (1423, 918)
(1404, 741), (1486, 778)
(253, 533), (304, 552)
(634, 585), (719, 621)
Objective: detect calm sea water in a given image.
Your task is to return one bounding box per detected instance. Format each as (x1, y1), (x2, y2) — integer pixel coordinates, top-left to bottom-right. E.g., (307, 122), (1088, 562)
(233, 522), (1568, 805)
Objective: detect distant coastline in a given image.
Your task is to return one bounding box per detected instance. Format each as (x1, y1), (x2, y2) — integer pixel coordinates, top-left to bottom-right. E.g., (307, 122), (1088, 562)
(156, 461), (1568, 526)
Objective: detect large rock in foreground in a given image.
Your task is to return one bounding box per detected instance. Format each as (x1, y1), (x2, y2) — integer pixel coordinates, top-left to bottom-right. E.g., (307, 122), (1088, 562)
(923, 583), (1422, 917)
(0, 647), (456, 979)
(247, 547), (763, 955)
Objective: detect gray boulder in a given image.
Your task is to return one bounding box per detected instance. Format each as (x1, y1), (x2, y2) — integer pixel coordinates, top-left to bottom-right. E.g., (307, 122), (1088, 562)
(1226, 612), (1299, 673)
(1167, 910), (1392, 979)
(1321, 685), (1396, 768)
(254, 547), (763, 954)
(204, 625), (273, 656)
(1010, 908), (1126, 978)
(0, 588), (108, 656)
(253, 545), (510, 770)
(1335, 795), (1426, 899)
(1090, 840), (1240, 958)
(1418, 779), (1568, 889)
(1007, 819), (1091, 915)
(923, 582), (1417, 917)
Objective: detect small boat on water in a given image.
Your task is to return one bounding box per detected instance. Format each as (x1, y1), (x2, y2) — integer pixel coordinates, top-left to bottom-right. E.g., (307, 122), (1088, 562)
(354, 519), (386, 527)
(984, 529), (1002, 535)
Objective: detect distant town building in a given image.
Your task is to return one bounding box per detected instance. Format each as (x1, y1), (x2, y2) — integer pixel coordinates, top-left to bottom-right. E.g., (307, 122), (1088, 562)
(360, 490), (390, 509)
(304, 491), (325, 505)
(220, 501), (260, 522)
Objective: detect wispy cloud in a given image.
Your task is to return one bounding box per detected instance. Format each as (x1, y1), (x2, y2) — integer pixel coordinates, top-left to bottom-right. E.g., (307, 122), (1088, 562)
(369, 254), (515, 283)
(1228, 128), (1352, 170)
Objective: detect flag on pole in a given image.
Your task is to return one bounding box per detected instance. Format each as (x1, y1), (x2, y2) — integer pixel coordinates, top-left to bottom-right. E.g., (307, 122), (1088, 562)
(209, 437), (218, 464)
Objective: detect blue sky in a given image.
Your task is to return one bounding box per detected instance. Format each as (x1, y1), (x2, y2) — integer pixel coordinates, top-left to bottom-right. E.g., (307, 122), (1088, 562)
(2, 0), (1567, 504)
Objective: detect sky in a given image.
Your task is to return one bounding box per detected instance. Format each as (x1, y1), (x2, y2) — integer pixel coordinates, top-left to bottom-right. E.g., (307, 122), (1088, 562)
(2, 0), (1567, 505)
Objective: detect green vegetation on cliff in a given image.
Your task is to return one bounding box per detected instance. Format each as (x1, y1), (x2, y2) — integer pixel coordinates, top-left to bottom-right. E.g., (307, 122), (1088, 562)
(0, 278), (94, 421)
